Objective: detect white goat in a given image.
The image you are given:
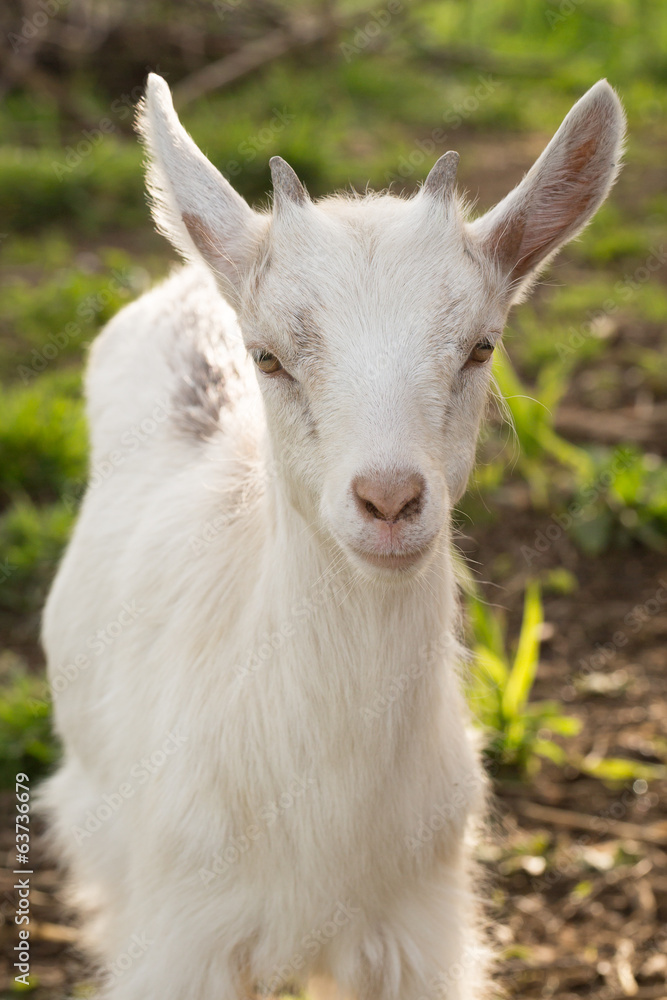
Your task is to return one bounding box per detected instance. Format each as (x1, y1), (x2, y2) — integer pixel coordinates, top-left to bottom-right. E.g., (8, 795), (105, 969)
(40, 75), (624, 1000)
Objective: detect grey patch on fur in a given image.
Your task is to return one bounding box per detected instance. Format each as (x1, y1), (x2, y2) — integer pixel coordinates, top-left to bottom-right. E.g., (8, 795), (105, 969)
(172, 346), (229, 440)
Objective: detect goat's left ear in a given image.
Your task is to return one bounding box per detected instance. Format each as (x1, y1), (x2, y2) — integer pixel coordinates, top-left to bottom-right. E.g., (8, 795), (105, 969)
(136, 74), (268, 307)
(468, 80), (625, 301)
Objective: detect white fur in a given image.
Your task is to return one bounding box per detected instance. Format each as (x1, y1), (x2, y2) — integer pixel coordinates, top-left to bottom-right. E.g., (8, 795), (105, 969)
(40, 76), (624, 999)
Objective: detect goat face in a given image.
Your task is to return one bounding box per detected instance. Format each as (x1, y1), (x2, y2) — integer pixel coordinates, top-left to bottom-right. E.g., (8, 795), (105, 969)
(236, 192), (503, 574)
(138, 76), (625, 575)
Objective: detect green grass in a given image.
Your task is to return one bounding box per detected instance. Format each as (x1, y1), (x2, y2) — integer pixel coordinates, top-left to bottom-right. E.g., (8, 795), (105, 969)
(0, 500), (75, 623)
(0, 250), (148, 380)
(567, 447), (667, 555)
(466, 351), (667, 557)
(0, 142), (144, 235)
(0, 653), (54, 787)
(0, 375), (87, 504)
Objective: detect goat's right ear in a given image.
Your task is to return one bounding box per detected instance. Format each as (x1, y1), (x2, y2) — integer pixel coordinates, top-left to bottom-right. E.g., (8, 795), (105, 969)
(136, 74), (267, 306)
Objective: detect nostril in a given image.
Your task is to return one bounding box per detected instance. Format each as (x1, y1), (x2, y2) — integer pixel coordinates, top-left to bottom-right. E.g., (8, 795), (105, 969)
(397, 492), (422, 521)
(353, 473), (425, 523)
(364, 499), (384, 520)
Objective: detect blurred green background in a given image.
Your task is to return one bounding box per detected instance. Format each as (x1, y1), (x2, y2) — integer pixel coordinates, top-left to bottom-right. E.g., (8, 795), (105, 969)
(0, 0), (666, 781)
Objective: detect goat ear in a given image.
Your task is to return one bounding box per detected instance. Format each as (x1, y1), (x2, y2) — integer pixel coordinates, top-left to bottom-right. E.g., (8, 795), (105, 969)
(136, 73), (267, 305)
(468, 80), (625, 300)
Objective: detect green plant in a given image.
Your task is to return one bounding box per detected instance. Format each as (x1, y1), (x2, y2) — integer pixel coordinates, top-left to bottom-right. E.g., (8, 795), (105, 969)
(465, 577), (667, 783)
(491, 350), (594, 505)
(0, 653), (55, 787)
(466, 580), (581, 775)
(0, 251), (145, 379)
(0, 499), (74, 641)
(567, 446), (667, 554)
(0, 375), (87, 504)
(577, 753), (667, 785)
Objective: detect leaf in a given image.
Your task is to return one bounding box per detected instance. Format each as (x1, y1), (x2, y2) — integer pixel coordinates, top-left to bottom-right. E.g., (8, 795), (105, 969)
(578, 756), (667, 784)
(502, 581), (543, 721)
(569, 507), (614, 555)
(505, 716), (527, 752)
(473, 645), (509, 688)
(532, 739), (567, 764)
(468, 595), (507, 660)
(543, 714), (581, 737)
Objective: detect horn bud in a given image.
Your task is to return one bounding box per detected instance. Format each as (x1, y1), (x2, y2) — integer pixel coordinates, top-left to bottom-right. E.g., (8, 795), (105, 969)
(423, 151), (459, 198)
(270, 156), (308, 209)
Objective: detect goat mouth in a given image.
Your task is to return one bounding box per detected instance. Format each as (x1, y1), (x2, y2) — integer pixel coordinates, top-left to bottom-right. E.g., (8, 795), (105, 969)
(352, 548), (428, 572)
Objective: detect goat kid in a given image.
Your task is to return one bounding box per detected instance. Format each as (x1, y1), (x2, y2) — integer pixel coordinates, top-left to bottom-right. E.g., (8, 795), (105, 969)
(40, 76), (625, 1000)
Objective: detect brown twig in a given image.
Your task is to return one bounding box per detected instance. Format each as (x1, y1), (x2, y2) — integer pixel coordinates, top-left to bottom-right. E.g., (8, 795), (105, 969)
(172, 1), (406, 107)
(173, 19), (326, 108)
(511, 799), (667, 845)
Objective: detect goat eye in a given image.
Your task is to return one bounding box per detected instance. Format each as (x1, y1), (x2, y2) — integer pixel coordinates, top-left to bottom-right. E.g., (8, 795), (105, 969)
(466, 341), (494, 366)
(252, 350), (283, 374)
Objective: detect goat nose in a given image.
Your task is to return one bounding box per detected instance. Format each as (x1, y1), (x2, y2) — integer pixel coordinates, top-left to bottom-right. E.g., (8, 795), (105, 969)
(353, 473), (425, 522)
